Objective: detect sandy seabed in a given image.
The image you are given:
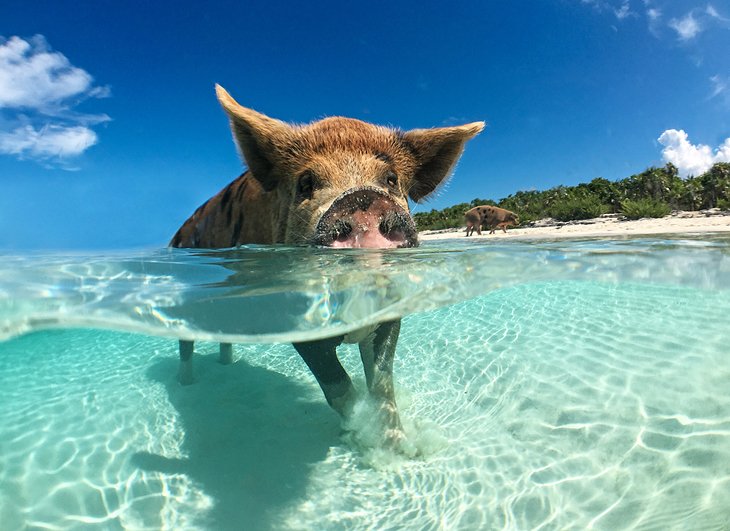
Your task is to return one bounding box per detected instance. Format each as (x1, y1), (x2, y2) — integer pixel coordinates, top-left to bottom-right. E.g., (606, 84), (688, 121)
(419, 209), (730, 241)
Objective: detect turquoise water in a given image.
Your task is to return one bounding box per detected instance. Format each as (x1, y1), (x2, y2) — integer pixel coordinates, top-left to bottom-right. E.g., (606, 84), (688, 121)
(1, 237), (729, 529)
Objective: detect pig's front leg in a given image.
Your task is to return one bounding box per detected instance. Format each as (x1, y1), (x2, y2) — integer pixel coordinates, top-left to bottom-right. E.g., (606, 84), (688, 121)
(359, 319), (405, 445)
(179, 340), (194, 385)
(293, 335), (356, 417)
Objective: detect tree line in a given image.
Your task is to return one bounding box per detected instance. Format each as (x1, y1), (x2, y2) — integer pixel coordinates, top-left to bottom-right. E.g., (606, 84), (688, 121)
(413, 162), (730, 231)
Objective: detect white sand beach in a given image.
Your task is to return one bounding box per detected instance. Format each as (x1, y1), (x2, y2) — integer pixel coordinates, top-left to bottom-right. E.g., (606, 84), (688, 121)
(419, 209), (730, 241)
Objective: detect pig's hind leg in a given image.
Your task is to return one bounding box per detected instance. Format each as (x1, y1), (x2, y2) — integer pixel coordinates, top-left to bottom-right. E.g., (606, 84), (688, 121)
(179, 341), (232, 385)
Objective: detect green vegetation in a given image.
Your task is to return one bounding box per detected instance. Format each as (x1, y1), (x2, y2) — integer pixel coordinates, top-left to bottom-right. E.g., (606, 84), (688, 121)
(414, 162), (730, 231)
(549, 196), (607, 222)
(620, 199), (672, 220)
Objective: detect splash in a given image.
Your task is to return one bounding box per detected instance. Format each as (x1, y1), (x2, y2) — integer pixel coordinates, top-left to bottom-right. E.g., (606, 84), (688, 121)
(340, 389), (449, 470)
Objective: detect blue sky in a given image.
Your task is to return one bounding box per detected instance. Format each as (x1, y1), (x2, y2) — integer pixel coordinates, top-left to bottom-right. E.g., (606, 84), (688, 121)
(1, 0), (729, 250)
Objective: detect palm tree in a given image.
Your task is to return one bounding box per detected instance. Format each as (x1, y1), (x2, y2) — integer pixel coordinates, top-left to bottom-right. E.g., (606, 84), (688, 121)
(699, 163), (730, 208)
(684, 176), (703, 211)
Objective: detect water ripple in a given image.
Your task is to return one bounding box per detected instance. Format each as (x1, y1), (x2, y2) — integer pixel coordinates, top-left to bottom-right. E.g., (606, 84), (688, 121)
(1, 236), (730, 344)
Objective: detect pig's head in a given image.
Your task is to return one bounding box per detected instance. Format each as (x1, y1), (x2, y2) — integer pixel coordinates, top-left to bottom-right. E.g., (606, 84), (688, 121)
(216, 85), (484, 248)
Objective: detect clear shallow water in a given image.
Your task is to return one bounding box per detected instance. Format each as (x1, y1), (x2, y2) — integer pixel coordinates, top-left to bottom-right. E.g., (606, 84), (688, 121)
(1, 237), (729, 529)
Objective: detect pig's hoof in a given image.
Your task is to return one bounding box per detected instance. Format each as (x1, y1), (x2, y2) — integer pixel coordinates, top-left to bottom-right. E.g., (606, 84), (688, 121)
(329, 388), (358, 419)
(384, 427), (406, 445)
(384, 428), (418, 457)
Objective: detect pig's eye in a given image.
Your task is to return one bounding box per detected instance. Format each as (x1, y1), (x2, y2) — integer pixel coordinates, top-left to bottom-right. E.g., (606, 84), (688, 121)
(296, 171), (316, 200)
(385, 171), (398, 189)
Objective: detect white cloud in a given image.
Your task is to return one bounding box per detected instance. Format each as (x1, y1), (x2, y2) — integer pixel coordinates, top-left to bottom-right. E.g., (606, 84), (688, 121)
(710, 74), (728, 99)
(669, 12), (702, 40)
(666, 5), (729, 41)
(614, 1), (631, 20)
(581, 0), (635, 20)
(646, 7), (660, 20)
(586, 1), (727, 41)
(658, 129), (730, 177)
(645, 5), (663, 36)
(0, 124), (97, 159)
(0, 35), (109, 166)
(0, 36), (93, 109)
(705, 4), (729, 22)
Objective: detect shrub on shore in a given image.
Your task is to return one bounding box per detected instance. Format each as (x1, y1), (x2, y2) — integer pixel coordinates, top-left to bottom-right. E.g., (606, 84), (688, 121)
(549, 197), (608, 222)
(620, 199), (671, 220)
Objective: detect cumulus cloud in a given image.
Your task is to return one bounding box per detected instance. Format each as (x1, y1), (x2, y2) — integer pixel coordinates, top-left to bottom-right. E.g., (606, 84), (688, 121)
(0, 35), (109, 166)
(0, 125), (97, 159)
(658, 129), (730, 177)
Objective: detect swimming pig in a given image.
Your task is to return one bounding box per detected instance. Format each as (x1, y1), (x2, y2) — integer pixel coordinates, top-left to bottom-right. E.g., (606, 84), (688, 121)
(464, 205), (519, 236)
(171, 85), (483, 446)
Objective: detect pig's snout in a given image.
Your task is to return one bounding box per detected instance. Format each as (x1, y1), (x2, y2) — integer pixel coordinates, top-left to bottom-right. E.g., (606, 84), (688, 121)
(314, 188), (417, 248)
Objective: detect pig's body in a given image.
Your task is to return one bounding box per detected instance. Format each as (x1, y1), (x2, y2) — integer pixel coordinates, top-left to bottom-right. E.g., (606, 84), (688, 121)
(171, 172), (274, 247)
(464, 205), (519, 236)
(171, 85), (483, 449)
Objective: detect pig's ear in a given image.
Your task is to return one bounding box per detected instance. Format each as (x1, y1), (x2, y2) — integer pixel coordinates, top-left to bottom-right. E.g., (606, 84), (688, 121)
(402, 122), (484, 202)
(216, 84), (294, 191)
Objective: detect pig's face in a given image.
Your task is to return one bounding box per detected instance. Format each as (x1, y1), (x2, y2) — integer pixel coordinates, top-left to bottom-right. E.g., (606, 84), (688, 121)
(216, 85), (484, 248)
(282, 119), (424, 248)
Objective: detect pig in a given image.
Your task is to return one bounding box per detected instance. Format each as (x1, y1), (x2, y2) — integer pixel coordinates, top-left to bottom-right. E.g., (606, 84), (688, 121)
(464, 205), (519, 236)
(170, 85), (484, 446)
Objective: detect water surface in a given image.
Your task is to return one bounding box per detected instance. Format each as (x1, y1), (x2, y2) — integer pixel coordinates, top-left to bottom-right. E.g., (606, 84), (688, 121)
(1, 237), (729, 529)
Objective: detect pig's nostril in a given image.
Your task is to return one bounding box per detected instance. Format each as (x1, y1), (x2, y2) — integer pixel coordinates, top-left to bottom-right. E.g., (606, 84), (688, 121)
(379, 212), (404, 237)
(331, 219), (352, 242)
(378, 211), (416, 246)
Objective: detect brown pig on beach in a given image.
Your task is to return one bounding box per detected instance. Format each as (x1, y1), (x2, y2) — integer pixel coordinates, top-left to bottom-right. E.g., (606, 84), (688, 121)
(464, 205), (519, 236)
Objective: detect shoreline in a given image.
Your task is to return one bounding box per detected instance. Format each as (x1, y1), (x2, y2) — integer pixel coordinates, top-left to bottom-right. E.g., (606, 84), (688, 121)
(418, 209), (730, 241)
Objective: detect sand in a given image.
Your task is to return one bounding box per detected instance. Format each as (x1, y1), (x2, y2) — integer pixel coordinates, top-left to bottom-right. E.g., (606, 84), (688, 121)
(418, 209), (730, 241)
